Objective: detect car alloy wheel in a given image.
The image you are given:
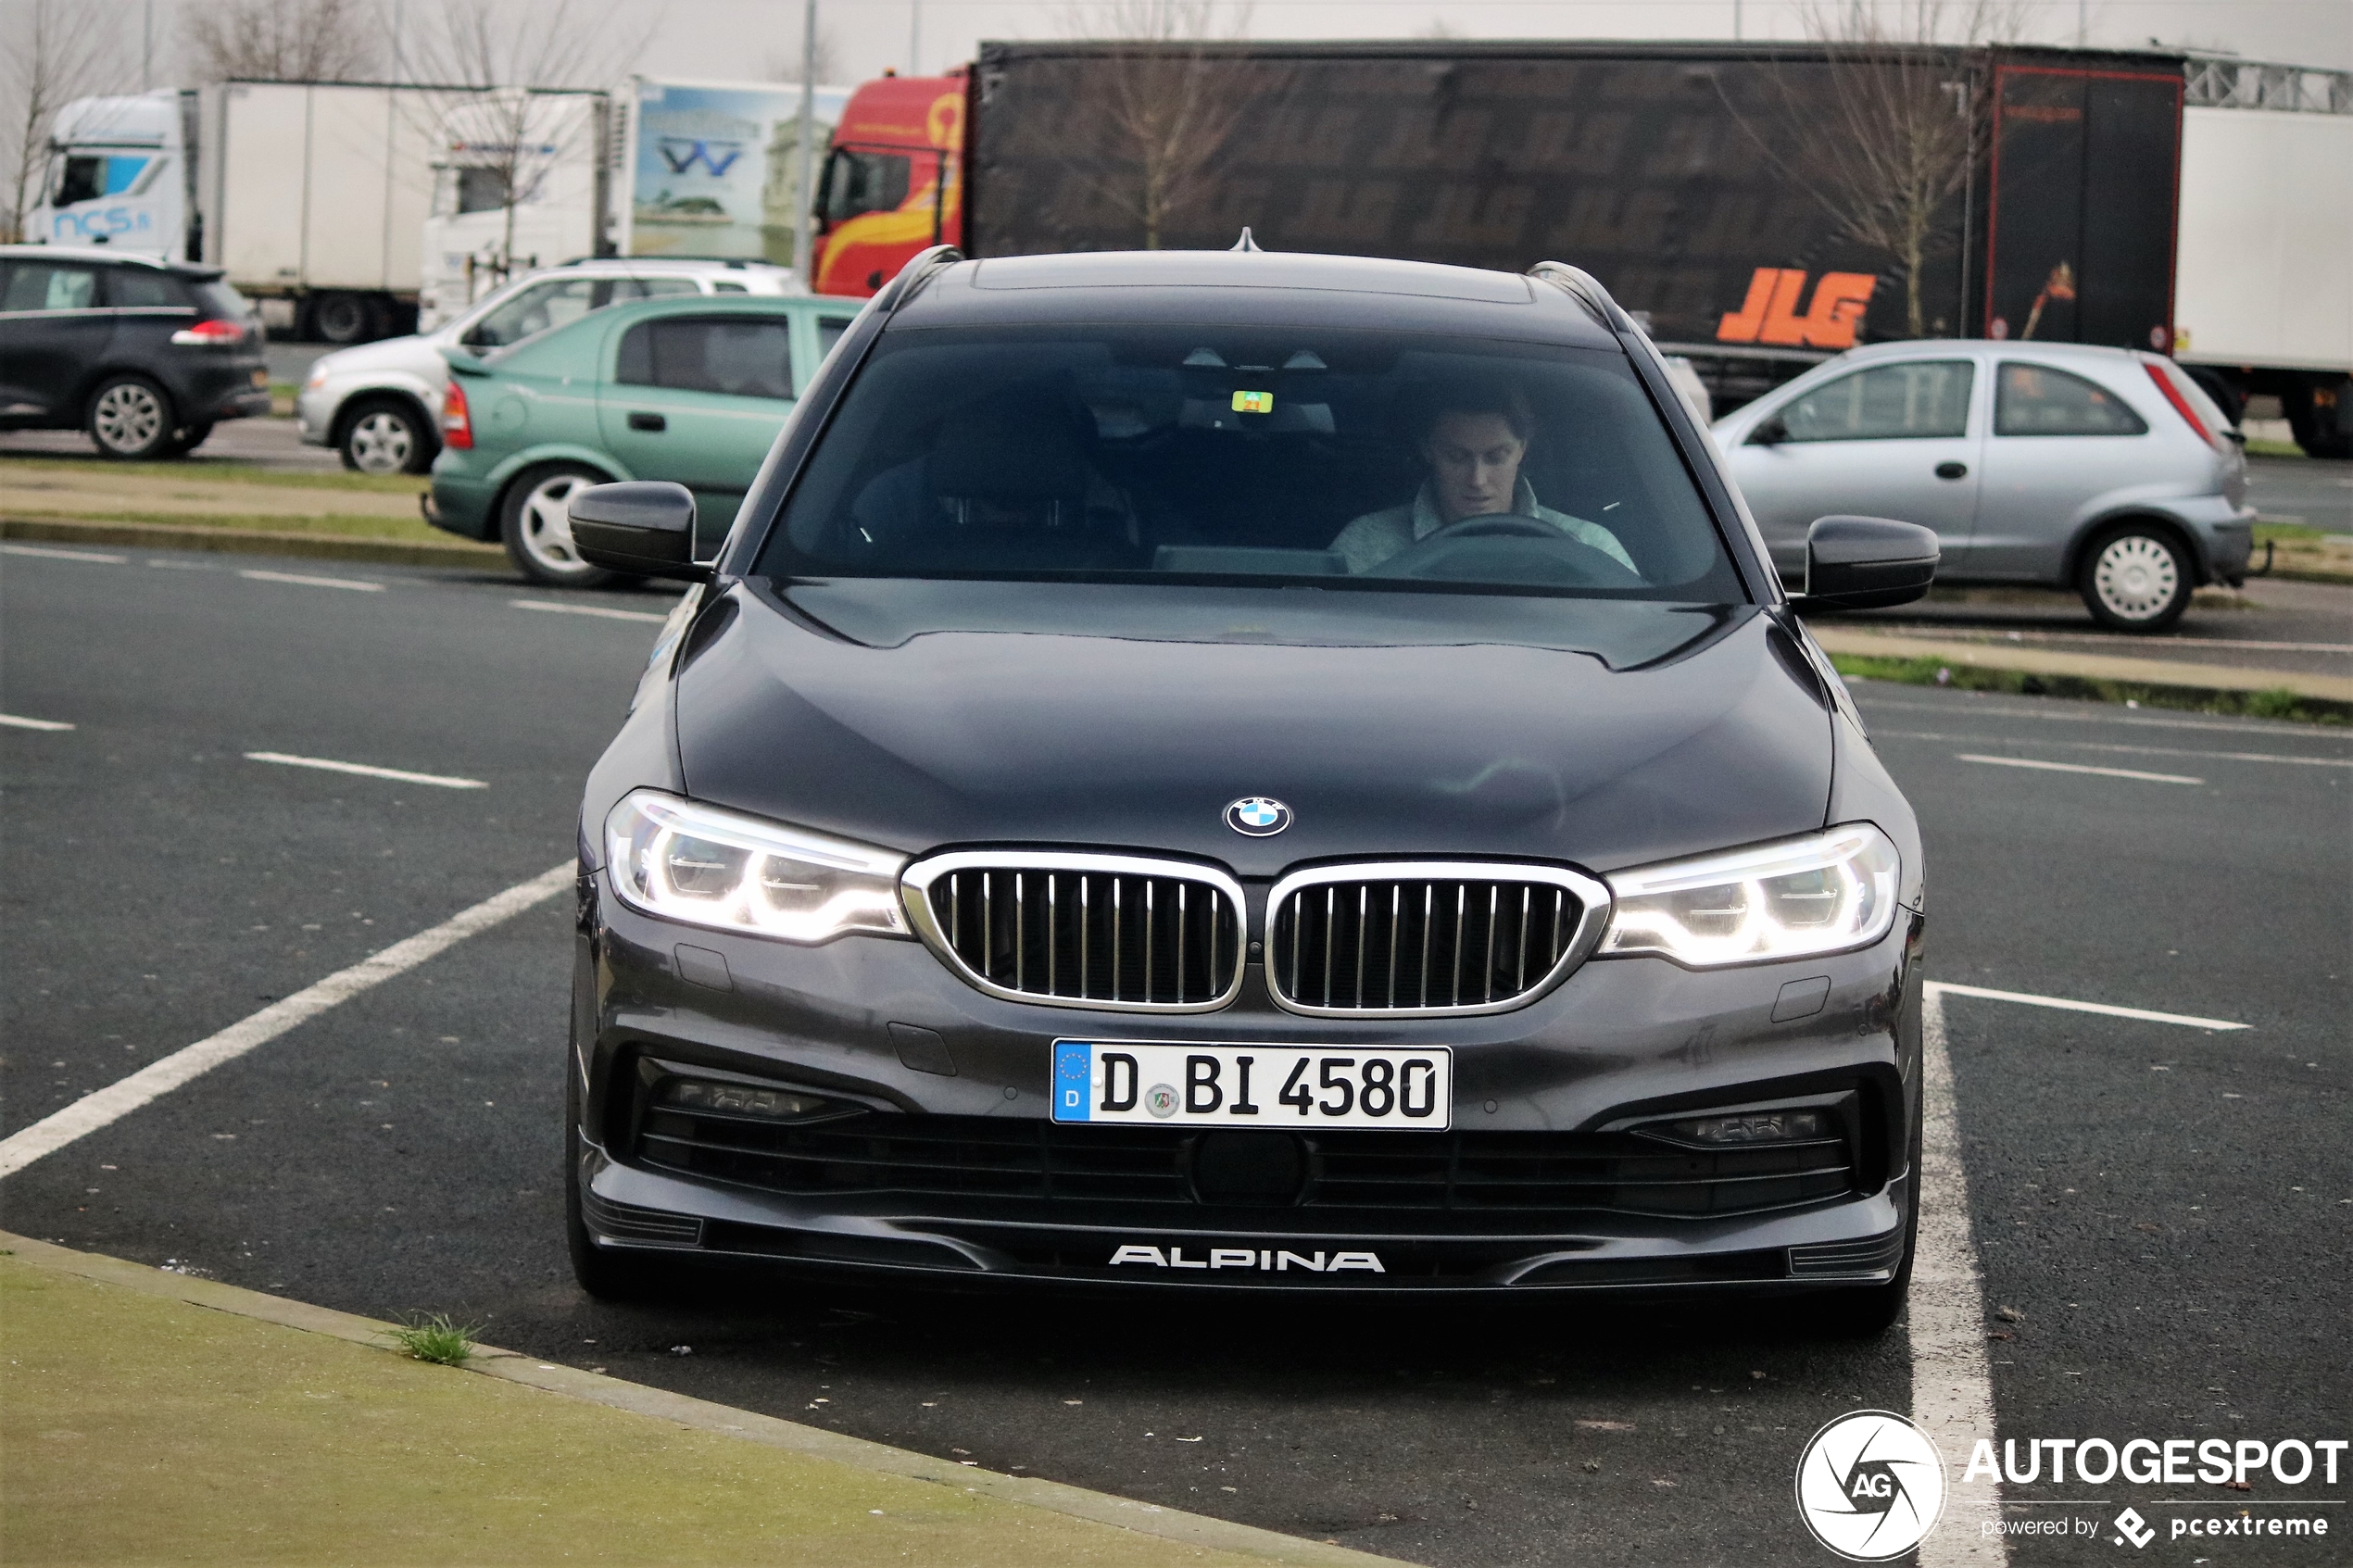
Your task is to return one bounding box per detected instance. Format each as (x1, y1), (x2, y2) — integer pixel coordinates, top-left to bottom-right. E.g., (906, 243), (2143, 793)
(2084, 529), (2189, 630)
(344, 408), (418, 473)
(90, 381), (169, 458)
(503, 467), (614, 587)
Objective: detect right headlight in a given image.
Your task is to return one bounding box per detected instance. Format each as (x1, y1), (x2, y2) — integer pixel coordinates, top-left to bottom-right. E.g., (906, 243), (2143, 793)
(1597, 823), (1901, 967)
(603, 789), (909, 945)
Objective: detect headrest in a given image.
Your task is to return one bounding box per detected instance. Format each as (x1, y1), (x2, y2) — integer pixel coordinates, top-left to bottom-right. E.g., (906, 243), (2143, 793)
(930, 404), (1089, 504)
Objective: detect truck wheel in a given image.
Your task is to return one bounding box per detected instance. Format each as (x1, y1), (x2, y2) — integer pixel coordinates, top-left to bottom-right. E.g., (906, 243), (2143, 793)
(340, 401), (434, 474)
(500, 463), (616, 588)
(86, 376), (177, 459)
(309, 293), (381, 345)
(2078, 523), (2193, 633)
(2284, 377), (2352, 459)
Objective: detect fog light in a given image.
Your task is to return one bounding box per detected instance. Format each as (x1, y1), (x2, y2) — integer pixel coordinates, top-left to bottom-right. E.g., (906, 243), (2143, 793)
(1664, 1110), (1827, 1145)
(660, 1078), (836, 1122)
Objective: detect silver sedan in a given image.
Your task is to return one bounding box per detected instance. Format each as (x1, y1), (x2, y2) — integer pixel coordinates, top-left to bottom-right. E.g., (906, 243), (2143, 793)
(1713, 340), (2255, 631)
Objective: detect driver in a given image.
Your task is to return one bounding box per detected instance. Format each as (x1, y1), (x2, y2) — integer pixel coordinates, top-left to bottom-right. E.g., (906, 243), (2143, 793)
(1328, 383), (1637, 575)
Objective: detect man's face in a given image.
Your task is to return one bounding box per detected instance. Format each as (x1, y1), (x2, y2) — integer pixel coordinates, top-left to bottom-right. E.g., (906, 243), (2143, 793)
(1423, 411), (1527, 523)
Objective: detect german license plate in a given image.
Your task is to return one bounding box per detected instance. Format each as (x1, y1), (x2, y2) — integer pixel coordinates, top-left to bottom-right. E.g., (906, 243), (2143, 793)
(1051, 1040), (1452, 1130)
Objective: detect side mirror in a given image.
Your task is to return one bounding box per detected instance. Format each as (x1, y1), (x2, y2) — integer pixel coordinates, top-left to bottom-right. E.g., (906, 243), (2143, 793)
(1750, 416), (1788, 446)
(1790, 515), (1937, 611)
(567, 481), (710, 581)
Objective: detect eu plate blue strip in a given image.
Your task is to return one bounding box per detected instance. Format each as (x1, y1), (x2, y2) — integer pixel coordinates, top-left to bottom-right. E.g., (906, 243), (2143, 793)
(1052, 1040), (1091, 1122)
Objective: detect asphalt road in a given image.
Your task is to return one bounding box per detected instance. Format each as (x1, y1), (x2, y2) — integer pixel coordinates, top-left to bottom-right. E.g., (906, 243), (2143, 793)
(3, 543), (2347, 1566)
(2246, 456), (2353, 533)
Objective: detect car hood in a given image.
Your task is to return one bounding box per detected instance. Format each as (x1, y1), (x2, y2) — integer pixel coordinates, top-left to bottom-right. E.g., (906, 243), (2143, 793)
(673, 581), (1835, 877)
(310, 332), (454, 383)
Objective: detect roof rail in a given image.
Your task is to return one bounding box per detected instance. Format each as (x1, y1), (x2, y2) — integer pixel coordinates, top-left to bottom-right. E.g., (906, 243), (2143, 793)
(877, 244), (963, 316)
(1526, 261), (1638, 334)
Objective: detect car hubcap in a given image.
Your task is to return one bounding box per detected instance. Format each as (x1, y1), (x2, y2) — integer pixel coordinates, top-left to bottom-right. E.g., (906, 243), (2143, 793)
(520, 474), (596, 575)
(347, 411), (414, 472)
(94, 384), (163, 452)
(2093, 535), (2179, 621)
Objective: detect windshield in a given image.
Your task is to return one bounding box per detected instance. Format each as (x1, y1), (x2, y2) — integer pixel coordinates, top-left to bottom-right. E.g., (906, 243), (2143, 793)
(758, 326), (1742, 602)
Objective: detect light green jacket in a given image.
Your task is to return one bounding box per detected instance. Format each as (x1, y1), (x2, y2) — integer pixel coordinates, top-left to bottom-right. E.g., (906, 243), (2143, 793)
(1328, 476), (1638, 576)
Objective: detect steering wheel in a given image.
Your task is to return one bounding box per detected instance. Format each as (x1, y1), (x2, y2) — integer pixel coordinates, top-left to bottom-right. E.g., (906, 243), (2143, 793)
(1365, 512), (1643, 587)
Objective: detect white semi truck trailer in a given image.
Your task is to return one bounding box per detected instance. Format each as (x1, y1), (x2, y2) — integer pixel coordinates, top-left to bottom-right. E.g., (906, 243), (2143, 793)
(31, 81), (450, 343)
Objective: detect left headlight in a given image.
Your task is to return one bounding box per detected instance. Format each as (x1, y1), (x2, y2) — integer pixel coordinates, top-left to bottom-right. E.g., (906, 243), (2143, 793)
(1597, 823), (1901, 968)
(603, 789), (909, 944)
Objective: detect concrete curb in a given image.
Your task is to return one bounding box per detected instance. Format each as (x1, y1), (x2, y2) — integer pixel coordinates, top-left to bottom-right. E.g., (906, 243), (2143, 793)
(0, 1231), (1407, 1568)
(1808, 625), (2353, 706)
(2, 515), (507, 571)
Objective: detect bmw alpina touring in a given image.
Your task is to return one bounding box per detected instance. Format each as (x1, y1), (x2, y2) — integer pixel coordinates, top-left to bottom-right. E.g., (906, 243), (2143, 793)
(560, 246), (1939, 1330)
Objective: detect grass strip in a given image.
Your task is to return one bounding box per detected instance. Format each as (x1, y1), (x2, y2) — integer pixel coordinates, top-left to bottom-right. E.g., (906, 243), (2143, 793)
(6, 508), (455, 544)
(1830, 652), (2349, 726)
(1, 455), (426, 494)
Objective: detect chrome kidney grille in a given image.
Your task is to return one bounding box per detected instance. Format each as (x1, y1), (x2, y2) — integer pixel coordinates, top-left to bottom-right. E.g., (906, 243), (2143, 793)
(1266, 862), (1612, 1018)
(902, 851), (1246, 1012)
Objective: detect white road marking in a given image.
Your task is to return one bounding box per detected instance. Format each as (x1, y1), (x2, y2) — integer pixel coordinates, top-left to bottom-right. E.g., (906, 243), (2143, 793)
(511, 598), (670, 624)
(238, 569), (384, 592)
(0, 862), (573, 1179)
(1855, 696), (2353, 742)
(1, 543), (126, 563)
(1863, 627), (2353, 654)
(1877, 732), (2351, 769)
(1926, 980), (2247, 1032)
(1912, 984), (2007, 1565)
(1957, 753), (2202, 785)
(0, 713), (75, 731)
(245, 751), (485, 789)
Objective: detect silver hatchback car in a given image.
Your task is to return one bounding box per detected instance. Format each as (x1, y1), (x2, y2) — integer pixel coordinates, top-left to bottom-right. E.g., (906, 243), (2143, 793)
(1714, 341), (2254, 631)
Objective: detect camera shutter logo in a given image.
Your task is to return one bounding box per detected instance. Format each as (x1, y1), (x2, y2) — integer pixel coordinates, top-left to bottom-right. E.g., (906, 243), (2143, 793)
(1793, 1410), (1947, 1562)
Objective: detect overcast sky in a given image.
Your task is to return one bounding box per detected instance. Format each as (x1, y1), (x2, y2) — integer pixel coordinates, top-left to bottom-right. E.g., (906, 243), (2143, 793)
(9, 0), (2346, 97)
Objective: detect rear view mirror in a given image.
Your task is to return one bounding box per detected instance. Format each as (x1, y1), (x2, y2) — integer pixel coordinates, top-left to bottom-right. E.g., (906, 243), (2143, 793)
(567, 482), (710, 582)
(1791, 515), (1937, 611)
(1750, 416), (1788, 446)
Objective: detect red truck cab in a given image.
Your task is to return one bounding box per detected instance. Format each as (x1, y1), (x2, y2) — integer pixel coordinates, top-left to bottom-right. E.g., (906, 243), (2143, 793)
(809, 69), (966, 297)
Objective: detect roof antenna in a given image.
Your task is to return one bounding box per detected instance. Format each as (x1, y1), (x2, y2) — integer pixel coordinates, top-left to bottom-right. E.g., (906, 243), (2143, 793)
(1230, 227), (1263, 253)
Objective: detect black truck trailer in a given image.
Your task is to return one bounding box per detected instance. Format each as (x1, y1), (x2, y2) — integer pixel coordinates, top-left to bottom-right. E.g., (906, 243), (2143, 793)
(958, 38), (2348, 447)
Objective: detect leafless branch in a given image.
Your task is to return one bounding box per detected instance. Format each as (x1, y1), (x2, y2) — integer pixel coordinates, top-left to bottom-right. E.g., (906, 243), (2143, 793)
(1, 0), (124, 244)
(1060, 1), (1254, 249)
(182, 0), (382, 84)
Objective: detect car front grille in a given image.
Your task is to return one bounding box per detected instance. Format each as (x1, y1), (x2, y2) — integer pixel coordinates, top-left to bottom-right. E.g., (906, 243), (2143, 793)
(634, 1108), (1856, 1222)
(1266, 863), (1611, 1016)
(903, 851), (1245, 1011)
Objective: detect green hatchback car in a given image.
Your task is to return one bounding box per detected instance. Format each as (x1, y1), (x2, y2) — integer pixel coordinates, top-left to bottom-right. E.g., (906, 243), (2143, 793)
(425, 293), (862, 585)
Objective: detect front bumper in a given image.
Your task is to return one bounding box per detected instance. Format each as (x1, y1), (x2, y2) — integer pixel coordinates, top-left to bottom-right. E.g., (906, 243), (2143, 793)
(573, 872), (1926, 1295)
(295, 384), (333, 445)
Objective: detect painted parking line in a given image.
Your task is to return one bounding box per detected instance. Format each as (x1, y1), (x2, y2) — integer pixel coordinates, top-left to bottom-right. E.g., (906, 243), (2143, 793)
(1, 543), (126, 564)
(245, 751), (486, 789)
(1854, 696), (2353, 742)
(511, 598), (671, 624)
(1912, 985), (2007, 1566)
(1877, 732), (2352, 769)
(1956, 753), (2202, 785)
(0, 862), (573, 1179)
(1925, 980), (2247, 1032)
(0, 713), (76, 731)
(238, 569), (384, 592)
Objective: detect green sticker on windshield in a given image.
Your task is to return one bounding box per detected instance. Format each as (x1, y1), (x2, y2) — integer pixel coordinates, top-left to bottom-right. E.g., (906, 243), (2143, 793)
(1231, 390), (1275, 414)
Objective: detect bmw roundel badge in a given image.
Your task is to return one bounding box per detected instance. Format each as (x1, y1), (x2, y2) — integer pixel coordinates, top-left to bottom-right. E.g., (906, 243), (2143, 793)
(1224, 797), (1292, 836)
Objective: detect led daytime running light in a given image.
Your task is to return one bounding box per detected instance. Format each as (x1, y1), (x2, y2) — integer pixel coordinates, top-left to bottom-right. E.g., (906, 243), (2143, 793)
(604, 790), (909, 945)
(1598, 823), (1901, 967)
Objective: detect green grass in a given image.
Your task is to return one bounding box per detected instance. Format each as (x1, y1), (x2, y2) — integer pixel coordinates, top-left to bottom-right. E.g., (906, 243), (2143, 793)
(2255, 521), (2332, 543)
(382, 1312), (480, 1367)
(12, 509), (470, 545)
(1830, 652), (2347, 726)
(2245, 439), (2308, 458)
(0, 454), (426, 493)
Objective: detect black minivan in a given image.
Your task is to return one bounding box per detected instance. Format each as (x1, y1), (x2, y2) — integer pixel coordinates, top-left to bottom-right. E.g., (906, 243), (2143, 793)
(0, 245), (270, 458)
(558, 246), (1944, 1330)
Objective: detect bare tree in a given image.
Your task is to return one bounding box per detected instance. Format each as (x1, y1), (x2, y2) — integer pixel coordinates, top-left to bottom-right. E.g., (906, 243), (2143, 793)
(1061, 1), (1253, 249)
(1733, 1), (2025, 337)
(183, 0), (382, 83)
(2, 0), (122, 243)
(398, 0), (647, 288)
